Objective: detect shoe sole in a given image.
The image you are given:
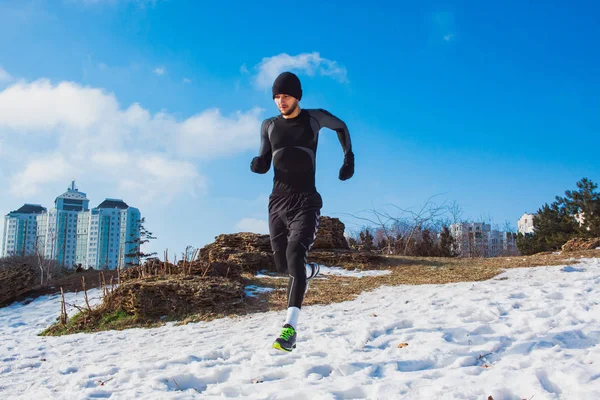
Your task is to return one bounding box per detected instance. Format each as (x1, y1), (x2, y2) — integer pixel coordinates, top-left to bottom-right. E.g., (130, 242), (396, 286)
(272, 342), (296, 352)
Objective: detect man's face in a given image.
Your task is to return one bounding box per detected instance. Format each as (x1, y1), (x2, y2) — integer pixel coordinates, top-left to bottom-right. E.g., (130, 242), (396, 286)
(274, 94), (298, 116)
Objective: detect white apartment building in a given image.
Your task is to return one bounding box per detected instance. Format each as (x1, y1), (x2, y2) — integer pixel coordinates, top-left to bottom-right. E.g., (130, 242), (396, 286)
(2, 182), (142, 270)
(450, 222), (491, 257)
(518, 213), (536, 234)
(450, 222), (518, 257)
(86, 199), (141, 270)
(43, 183), (91, 267)
(2, 204), (47, 257)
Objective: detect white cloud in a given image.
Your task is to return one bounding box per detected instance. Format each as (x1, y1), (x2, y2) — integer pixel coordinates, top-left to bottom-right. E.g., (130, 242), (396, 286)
(153, 66), (166, 76)
(0, 67), (12, 82)
(252, 52), (348, 89)
(236, 218), (269, 234)
(0, 79), (117, 130)
(183, 78), (191, 84)
(444, 34), (455, 41)
(177, 107), (263, 159)
(91, 151), (130, 167)
(10, 154), (70, 197)
(0, 77), (263, 203)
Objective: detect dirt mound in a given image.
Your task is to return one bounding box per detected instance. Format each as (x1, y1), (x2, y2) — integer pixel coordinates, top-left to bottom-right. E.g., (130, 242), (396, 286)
(561, 237), (600, 252)
(0, 264), (37, 305)
(313, 216), (350, 250)
(106, 276), (244, 318)
(196, 232), (275, 276)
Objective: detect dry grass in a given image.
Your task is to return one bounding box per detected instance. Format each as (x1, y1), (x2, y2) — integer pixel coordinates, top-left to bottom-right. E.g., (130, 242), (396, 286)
(224, 249), (600, 316)
(41, 248), (600, 333)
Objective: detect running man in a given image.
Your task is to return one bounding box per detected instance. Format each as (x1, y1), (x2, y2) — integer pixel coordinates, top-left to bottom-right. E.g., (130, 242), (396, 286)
(250, 71), (355, 352)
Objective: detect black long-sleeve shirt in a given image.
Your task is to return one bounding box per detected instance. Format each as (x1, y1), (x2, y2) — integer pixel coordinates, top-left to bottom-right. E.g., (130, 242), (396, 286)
(251, 108), (352, 194)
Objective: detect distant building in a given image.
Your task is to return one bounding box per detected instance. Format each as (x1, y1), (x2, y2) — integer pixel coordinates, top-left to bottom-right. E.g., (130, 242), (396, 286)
(2, 204), (47, 257)
(1, 182), (141, 270)
(42, 182), (91, 268)
(86, 199), (141, 270)
(450, 222), (518, 257)
(450, 222), (491, 257)
(498, 231), (518, 256)
(518, 213), (536, 234)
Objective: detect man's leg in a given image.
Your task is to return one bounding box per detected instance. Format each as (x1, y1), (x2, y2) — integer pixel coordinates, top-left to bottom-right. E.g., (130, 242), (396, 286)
(268, 195), (289, 274)
(272, 192), (321, 352)
(284, 192), (322, 327)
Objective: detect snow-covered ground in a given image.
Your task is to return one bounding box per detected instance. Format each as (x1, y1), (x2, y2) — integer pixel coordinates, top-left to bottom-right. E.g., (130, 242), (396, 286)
(1, 258), (599, 399)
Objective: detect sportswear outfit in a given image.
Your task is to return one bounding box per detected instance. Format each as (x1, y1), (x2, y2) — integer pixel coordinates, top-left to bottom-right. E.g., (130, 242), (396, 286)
(250, 71), (354, 351)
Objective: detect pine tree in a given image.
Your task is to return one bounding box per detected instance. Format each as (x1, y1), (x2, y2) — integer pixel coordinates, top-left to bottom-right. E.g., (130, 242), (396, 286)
(516, 202), (577, 255)
(124, 217), (157, 267)
(439, 226), (455, 257)
(555, 178), (600, 236)
(417, 229), (435, 256)
(359, 228), (374, 251)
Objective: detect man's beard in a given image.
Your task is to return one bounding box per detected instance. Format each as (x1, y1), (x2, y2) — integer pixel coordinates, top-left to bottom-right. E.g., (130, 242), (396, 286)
(281, 101), (298, 116)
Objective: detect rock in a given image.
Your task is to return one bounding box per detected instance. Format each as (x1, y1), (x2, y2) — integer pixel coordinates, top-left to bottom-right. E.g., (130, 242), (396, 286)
(561, 237), (600, 252)
(313, 216), (349, 250)
(197, 232), (275, 276)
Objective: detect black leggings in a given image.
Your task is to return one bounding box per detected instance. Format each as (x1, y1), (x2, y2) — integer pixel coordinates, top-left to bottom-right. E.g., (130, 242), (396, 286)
(268, 191), (322, 309)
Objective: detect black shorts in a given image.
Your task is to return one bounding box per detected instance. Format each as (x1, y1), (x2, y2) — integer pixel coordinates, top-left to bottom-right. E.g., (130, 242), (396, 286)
(268, 190), (322, 308)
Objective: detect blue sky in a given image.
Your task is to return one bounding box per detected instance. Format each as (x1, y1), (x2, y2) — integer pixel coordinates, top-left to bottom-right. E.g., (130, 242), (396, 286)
(0, 0), (598, 257)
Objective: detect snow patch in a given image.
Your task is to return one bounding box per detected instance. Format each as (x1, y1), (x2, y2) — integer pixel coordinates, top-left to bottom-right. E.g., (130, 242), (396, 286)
(244, 285), (275, 297)
(317, 265), (392, 278)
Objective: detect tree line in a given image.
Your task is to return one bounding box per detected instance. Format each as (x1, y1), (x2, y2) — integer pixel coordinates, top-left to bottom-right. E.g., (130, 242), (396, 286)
(344, 196), (519, 258)
(517, 178), (600, 255)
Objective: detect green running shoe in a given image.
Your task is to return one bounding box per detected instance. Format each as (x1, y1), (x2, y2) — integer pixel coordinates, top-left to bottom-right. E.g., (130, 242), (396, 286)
(272, 324), (297, 352)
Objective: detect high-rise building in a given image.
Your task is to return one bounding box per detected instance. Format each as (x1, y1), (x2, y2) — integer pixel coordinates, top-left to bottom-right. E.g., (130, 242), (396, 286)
(2, 204), (47, 257)
(1, 182), (142, 270)
(86, 199), (141, 270)
(43, 182), (91, 268)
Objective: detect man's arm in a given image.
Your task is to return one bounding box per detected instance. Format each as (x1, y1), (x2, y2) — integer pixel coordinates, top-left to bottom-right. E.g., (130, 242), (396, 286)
(310, 109), (354, 180)
(250, 119), (273, 174)
(311, 109), (353, 156)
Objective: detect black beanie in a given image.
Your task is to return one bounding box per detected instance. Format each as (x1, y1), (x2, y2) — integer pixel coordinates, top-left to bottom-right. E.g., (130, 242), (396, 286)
(272, 71), (302, 100)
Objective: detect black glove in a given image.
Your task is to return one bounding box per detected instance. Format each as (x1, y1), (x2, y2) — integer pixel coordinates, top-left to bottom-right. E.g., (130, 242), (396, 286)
(250, 156), (260, 172)
(251, 156), (269, 174)
(339, 151), (354, 181)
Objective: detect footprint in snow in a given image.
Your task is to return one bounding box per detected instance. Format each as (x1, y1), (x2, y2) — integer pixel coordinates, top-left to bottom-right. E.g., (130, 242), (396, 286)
(509, 292), (527, 299)
(166, 368), (232, 393)
(60, 366), (78, 375)
(87, 390), (112, 399)
(535, 310), (552, 318)
(536, 369), (563, 395)
(305, 365), (332, 378)
(332, 386), (368, 399)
